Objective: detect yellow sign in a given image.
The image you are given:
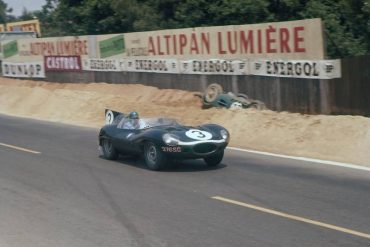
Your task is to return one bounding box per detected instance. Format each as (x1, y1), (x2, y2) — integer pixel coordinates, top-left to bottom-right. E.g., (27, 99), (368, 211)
(0, 24), (5, 32)
(6, 19), (41, 37)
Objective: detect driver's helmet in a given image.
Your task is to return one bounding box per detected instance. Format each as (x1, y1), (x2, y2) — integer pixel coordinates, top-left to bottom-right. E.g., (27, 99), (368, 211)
(128, 111), (139, 119)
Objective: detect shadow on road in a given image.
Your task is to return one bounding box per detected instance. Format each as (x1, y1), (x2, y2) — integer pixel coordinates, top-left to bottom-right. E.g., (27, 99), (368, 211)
(99, 155), (227, 172)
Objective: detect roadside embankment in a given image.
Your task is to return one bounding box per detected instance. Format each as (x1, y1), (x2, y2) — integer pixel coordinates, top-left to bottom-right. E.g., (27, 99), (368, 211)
(1, 77), (369, 166)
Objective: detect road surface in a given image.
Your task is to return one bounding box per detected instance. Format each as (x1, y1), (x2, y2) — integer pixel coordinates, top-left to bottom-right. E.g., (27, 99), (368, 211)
(0, 114), (369, 247)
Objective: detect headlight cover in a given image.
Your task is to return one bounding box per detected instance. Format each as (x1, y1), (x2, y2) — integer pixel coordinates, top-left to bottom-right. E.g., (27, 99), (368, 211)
(163, 133), (179, 146)
(220, 129), (229, 140)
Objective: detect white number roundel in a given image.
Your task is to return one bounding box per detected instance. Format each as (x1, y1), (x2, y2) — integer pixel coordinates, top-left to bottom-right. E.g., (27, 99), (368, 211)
(185, 129), (212, 140)
(105, 110), (114, 124)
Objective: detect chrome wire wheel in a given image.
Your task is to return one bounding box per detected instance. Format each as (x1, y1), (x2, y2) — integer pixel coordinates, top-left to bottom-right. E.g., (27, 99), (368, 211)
(144, 142), (166, 171)
(147, 145), (157, 163)
(103, 139), (113, 153)
(101, 138), (118, 160)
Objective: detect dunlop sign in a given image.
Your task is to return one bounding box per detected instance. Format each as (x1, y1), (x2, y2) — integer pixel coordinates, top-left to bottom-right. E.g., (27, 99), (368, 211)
(2, 61), (45, 78)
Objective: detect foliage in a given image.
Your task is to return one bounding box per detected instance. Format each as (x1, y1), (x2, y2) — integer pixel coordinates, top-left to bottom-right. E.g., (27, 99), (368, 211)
(3, 0), (370, 58)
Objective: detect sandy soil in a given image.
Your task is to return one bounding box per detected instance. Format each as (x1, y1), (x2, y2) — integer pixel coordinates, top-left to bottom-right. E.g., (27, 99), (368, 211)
(0, 77), (369, 166)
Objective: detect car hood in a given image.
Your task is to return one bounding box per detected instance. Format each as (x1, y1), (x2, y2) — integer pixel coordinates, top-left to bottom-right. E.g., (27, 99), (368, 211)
(151, 125), (224, 142)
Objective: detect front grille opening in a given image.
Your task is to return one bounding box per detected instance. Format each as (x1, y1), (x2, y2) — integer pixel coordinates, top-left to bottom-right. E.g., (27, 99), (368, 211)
(193, 143), (217, 154)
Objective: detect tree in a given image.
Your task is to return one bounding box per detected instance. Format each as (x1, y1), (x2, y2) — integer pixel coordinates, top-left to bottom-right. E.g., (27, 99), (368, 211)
(298, 0), (368, 57)
(35, 0), (370, 58)
(0, 0), (13, 24)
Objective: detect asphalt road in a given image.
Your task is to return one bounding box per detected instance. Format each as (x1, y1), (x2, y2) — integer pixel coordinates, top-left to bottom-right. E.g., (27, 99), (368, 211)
(0, 114), (369, 247)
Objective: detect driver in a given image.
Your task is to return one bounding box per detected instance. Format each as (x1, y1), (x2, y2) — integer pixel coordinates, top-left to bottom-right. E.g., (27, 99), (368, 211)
(123, 111), (144, 129)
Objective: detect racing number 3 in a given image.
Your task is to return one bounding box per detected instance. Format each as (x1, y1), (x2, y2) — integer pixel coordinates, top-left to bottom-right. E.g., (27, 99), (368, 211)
(185, 129), (212, 140)
(191, 130), (206, 139)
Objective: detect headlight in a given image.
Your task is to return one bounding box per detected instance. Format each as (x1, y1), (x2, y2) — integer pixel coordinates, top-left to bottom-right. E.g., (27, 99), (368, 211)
(220, 129), (229, 140)
(163, 133), (179, 146)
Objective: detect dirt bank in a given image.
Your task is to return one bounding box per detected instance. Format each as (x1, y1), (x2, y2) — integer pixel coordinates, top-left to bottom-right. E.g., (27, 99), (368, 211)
(0, 77), (369, 166)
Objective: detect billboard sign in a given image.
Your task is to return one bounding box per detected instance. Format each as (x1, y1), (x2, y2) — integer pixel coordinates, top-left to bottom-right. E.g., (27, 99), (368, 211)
(249, 59), (341, 79)
(124, 18), (324, 60)
(99, 34), (125, 58)
(2, 61), (45, 78)
(83, 58), (125, 71)
(44, 56), (82, 71)
(6, 19), (41, 36)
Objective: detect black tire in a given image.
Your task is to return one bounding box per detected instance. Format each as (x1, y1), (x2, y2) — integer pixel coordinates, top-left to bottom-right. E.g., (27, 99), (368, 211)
(144, 142), (167, 171)
(102, 138), (118, 160)
(204, 83), (223, 103)
(204, 150), (224, 167)
(249, 100), (267, 110)
(236, 93), (251, 104)
(237, 93), (249, 100)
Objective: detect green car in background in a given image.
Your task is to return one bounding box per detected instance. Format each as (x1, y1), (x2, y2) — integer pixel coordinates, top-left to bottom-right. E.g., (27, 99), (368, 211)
(201, 84), (266, 110)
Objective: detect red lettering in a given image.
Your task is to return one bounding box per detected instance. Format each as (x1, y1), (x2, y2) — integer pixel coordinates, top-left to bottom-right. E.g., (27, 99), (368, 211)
(179, 34), (187, 55)
(201, 32), (210, 54)
(173, 35), (177, 55)
(157, 36), (164, 55)
(279, 28), (290, 53)
(147, 36), (156, 55)
(82, 40), (88, 55)
(164, 35), (171, 55)
(266, 26), (277, 53)
(294, 26), (305, 52)
(257, 29), (262, 54)
(217, 32), (226, 54)
(190, 33), (199, 54)
(240, 30), (254, 54)
(227, 31), (237, 54)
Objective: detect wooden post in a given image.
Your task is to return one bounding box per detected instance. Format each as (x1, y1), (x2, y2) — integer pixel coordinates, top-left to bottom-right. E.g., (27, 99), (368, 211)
(319, 79), (331, 114)
(232, 75), (239, 94)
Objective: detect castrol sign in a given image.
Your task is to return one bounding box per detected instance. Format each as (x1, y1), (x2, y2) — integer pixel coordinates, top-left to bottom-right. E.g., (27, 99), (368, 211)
(44, 56), (82, 71)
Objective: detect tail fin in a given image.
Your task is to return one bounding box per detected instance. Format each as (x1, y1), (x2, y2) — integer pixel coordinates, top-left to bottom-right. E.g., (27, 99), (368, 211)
(105, 109), (125, 125)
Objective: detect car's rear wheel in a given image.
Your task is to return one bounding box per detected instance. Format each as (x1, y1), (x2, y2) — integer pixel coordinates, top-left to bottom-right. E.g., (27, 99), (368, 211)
(204, 150), (224, 167)
(144, 142), (167, 171)
(102, 138), (118, 160)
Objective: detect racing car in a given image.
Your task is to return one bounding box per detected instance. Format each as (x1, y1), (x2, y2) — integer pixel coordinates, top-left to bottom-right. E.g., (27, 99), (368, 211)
(98, 109), (230, 170)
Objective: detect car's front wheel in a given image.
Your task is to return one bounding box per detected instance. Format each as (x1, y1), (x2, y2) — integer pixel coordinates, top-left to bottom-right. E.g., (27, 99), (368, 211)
(101, 138), (118, 160)
(144, 142), (167, 171)
(204, 150), (224, 167)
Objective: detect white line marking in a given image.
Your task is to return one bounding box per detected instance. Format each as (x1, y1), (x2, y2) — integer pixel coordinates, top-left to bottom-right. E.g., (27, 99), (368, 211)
(212, 196), (370, 239)
(0, 142), (41, 154)
(227, 147), (370, 172)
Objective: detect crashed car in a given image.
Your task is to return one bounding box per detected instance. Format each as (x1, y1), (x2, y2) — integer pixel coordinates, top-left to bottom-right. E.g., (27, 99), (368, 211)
(201, 83), (266, 109)
(99, 109), (230, 170)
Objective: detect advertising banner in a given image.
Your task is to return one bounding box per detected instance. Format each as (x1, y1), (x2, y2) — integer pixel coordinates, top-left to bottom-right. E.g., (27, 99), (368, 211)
(0, 36), (89, 63)
(99, 34), (125, 58)
(82, 58), (125, 71)
(0, 24), (5, 32)
(125, 59), (179, 73)
(6, 19), (41, 36)
(249, 59), (341, 79)
(124, 18), (324, 60)
(180, 59), (248, 75)
(2, 61), (45, 78)
(44, 56), (82, 71)
(3, 40), (18, 58)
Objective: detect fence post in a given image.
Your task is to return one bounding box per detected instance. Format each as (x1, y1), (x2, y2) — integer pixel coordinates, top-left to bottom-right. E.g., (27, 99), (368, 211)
(275, 77), (282, 111)
(232, 75), (239, 94)
(200, 74), (207, 91)
(319, 79), (331, 114)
